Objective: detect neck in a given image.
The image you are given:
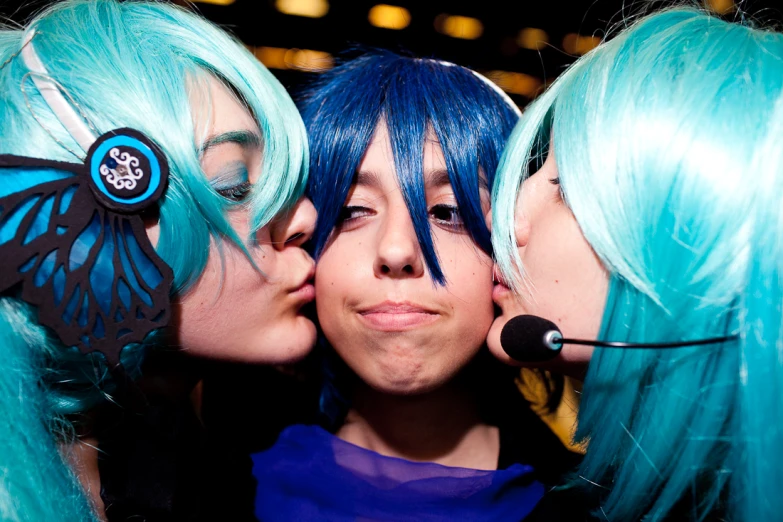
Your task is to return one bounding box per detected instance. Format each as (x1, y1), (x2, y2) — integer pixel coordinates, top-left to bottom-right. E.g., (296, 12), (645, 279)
(336, 377), (499, 470)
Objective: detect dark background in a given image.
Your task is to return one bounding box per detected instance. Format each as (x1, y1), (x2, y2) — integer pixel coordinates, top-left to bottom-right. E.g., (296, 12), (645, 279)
(2, 0), (782, 109)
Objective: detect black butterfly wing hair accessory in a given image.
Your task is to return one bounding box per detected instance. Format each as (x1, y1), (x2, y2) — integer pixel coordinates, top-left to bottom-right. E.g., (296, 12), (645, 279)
(0, 128), (174, 368)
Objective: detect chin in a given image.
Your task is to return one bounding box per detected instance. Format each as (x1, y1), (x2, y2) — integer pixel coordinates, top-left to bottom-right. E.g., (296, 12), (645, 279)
(245, 317), (318, 365)
(362, 363), (455, 396)
(369, 378), (442, 396)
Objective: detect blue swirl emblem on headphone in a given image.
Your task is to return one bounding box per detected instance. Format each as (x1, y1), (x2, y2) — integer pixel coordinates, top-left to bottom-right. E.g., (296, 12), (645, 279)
(88, 128), (168, 213)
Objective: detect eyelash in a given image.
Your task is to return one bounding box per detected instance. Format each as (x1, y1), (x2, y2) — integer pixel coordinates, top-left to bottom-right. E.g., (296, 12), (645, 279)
(336, 204), (465, 231)
(549, 177), (565, 200)
(338, 205), (373, 224)
(216, 181), (252, 202)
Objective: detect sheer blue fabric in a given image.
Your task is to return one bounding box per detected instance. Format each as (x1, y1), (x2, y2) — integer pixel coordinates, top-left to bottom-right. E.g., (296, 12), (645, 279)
(251, 424), (544, 521)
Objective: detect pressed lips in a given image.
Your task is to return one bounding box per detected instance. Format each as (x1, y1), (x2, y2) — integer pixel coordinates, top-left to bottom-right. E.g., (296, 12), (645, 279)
(492, 265), (512, 302)
(357, 301), (439, 331)
(291, 264), (316, 303)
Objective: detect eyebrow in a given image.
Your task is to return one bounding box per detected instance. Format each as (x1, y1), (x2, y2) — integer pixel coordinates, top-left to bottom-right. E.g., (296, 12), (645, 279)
(424, 168), (452, 188)
(354, 170), (384, 190)
(199, 130), (262, 155)
(425, 167), (490, 194)
(354, 167), (486, 192)
(355, 169), (452, 187)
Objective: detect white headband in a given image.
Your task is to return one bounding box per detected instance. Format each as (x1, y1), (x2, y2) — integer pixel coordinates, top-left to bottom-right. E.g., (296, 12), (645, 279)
(20, 30), (97, 153)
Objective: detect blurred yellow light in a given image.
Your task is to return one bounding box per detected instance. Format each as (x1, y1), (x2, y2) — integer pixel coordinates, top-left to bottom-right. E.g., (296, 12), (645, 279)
(705, 0), (735, 14)
(250, 47), (333, 72)
(252, 47), (288, 70)
(284, 48), (334, 72)
(191, 0), (235, 5)
(562, 33), (601, 55)
(517, 28), (549, 51)
(484, 71), (542, 97)
(435, 14), (483, 40)
(275, 0), (329, 18)
(368, 4), (411, 30)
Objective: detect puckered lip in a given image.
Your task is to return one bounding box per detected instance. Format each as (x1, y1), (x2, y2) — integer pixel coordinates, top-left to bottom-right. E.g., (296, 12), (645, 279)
(290, 263), (316, 293)
(492, 264), (514, 304)
(492, 265), (510, 288)
(357, 300), (439, 315)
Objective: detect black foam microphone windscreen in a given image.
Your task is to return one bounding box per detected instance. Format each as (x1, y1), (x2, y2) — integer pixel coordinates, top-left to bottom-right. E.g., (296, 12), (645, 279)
(499, 315), (563, 362)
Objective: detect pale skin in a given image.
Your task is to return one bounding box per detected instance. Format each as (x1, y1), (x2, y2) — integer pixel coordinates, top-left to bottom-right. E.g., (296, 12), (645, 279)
(487, 149), (608, 379)
(155, 77), (318, 365)
(316, 123), (500, 470)
(68, 77), (318, 518)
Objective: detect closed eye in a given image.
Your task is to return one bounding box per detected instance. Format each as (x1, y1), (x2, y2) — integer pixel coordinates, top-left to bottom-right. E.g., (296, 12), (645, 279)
(216, 181), (252, 202)
(549, 177), (565, 201)
(210, 161), (252, 203)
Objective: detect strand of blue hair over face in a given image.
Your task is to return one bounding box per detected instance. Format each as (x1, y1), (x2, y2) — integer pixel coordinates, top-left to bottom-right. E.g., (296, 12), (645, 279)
(492, 8), (783, 521)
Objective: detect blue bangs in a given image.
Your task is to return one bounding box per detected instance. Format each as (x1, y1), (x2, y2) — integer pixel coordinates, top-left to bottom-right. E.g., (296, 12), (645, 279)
(302, 51), (518, 284)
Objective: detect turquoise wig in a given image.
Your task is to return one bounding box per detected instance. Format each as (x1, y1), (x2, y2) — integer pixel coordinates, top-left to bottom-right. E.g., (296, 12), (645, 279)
(493, 8), (783, 521)
(0, 1), (306, 520)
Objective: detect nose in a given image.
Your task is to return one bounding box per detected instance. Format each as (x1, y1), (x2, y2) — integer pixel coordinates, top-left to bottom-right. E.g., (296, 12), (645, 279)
(374, 205), (424, 279)
(270, 197), (317, 250)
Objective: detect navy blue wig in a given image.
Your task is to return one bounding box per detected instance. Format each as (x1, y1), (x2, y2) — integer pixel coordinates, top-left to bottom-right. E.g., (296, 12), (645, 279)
(302, 51), (519, 284)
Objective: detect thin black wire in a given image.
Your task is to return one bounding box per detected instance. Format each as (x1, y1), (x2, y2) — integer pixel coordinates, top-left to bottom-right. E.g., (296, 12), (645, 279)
(556, 335), (736, 349)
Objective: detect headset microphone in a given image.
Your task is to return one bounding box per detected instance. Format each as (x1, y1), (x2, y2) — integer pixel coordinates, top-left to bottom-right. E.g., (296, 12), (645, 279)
(499, 314), (735, 363)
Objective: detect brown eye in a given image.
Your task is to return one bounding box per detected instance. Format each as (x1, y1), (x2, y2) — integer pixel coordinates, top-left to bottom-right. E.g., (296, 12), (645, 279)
(429, 204), (465, 230)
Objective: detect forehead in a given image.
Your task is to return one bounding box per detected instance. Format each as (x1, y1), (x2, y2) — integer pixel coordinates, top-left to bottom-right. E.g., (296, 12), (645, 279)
(357, 123), (489, 195)
(188, 75), (258, 138)
(357, 123), (449, 188)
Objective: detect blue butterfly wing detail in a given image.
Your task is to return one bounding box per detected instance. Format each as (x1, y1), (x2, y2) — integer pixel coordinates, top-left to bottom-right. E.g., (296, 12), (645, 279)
(0, 157), (173, 366)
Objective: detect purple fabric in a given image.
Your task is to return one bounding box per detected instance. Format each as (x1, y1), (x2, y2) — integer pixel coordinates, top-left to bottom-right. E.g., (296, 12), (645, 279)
(251, 424), (544, 521)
